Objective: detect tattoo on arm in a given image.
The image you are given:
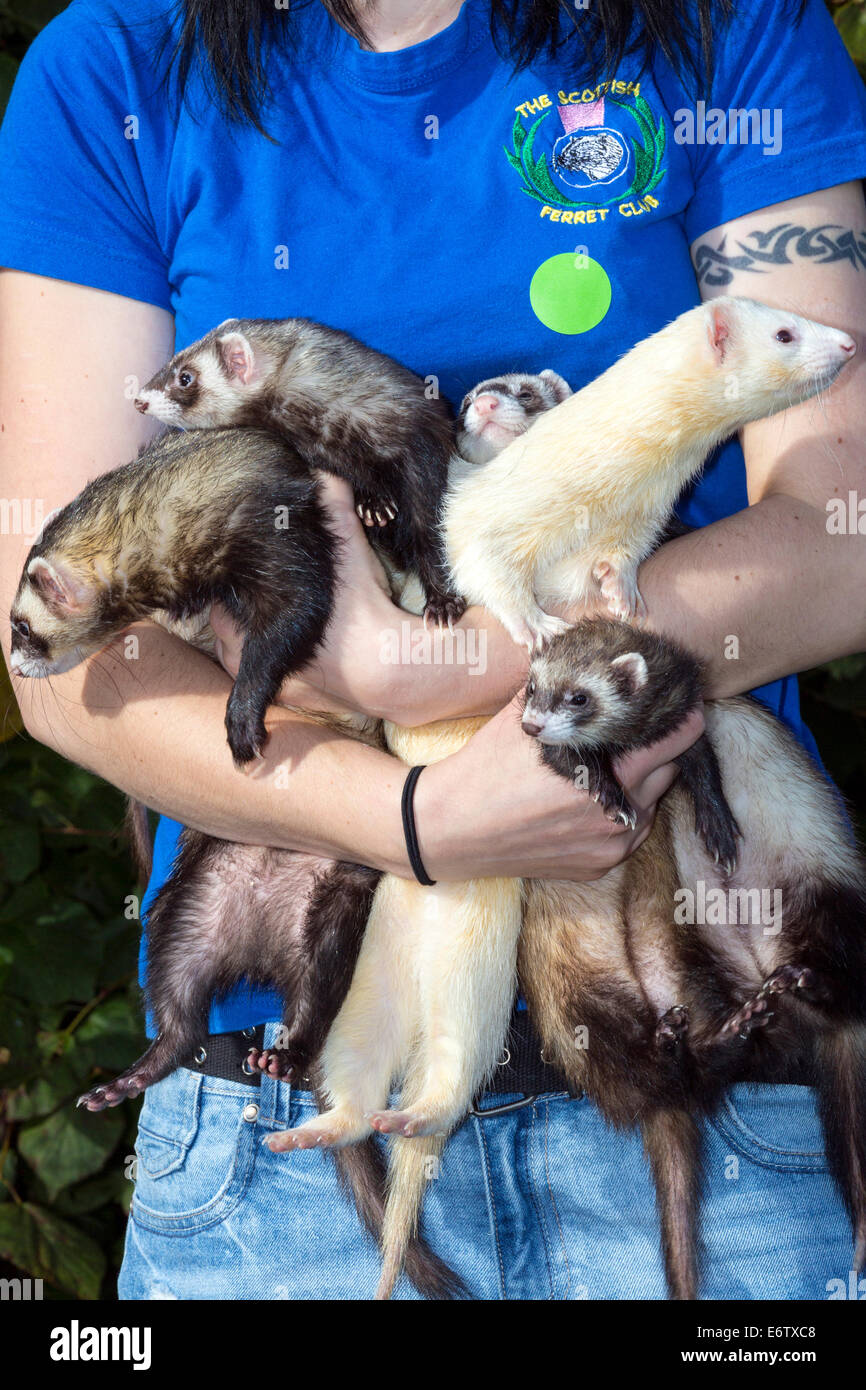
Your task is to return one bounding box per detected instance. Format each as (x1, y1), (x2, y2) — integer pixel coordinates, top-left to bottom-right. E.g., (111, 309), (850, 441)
(693, 222), (866, 287)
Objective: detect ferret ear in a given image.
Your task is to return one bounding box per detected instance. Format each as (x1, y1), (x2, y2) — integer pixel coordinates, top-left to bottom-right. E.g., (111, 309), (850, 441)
(539, 369), (572, 402)
(27, 557), (92, 613)
(216, 331), (257, 385)
(611, 651), (648, 694)
(706, 301), (731, 364)
(32, 506), (62, 546)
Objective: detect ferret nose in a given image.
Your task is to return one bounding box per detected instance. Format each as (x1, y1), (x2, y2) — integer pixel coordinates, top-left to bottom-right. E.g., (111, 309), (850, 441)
(522, 718), (544, 737)
(134, 398), (148, 414)
(841, 339), (857, 356)
(473, 394), (499, 417)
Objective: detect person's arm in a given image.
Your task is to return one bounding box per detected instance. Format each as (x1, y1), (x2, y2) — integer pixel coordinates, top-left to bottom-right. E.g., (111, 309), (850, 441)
(1, 271), (698, 882)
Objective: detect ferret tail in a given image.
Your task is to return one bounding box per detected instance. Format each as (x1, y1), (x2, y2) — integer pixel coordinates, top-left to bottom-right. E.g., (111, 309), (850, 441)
(334, 1140), (466, 1301)
(641, 1108), (703, 1300)
(124, 796), (153, 881)
(815, 1023), (866, 1272)
(375, 1135), (462, 1301)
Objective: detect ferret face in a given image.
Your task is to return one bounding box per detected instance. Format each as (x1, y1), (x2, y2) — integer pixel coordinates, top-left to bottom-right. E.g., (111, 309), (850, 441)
(704, 298), (856, 407)
(456, 370), (571, 464)
(134, 320), (262, 428)
(522, 641), (649, 750)
(9, 551), (107, 678)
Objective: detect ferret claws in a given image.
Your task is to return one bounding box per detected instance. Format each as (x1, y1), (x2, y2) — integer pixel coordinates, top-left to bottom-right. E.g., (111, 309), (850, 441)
(721, 994), (775, 1041)
(719, 966), (822, 1041)
(515, 610), (570, 653)
(655, 1005), (689, 1050)
(759, 964), (827, 1003)
(246, 1046), (293, 1081)
(77, 1074), (146, 1111)
(366, 1108), (447, 1138)
(356, 497), (398, 528)
(594, 561), (645, 624)
(423, 594), (467, 629)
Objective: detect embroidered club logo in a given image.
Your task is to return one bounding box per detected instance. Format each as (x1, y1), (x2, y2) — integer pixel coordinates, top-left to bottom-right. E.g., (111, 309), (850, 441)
(506, 92), (667, 210)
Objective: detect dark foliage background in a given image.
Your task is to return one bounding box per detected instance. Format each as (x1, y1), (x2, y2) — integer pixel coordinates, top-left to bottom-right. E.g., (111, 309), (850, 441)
(1, 0), (865, 1300)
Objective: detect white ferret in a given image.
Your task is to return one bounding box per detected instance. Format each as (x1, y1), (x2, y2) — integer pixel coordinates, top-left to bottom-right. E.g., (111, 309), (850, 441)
(444, 296), (855, 649)
(268, 298), (855, 1300)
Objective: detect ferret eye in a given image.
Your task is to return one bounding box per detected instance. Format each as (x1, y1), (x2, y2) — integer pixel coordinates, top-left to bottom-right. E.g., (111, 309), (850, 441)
(516, 389), (535, 404)
(526, 680), (535, 696)
(12, 618), (30, 640)
(775, 329), (795, 344)
(177, 370), (196, 388)
(563, 691), (587, 706)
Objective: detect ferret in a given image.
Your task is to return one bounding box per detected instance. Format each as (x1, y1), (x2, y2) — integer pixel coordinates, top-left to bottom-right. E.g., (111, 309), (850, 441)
(444, 297), (856, 649)
(134, 317), (464, 625)
(9, 426), (339, 766)
(263, 369), (739, 1300)
(519, 618), (866, 1300)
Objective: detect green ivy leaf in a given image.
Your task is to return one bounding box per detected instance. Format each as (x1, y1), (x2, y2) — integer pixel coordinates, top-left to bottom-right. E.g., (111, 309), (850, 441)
(836, 2), (866, 74)
(0, 1201), (105, 1299)
(1, 902), (102, 1004)
(18, 1103), (125, 1201)
(0, 822), (41, 884)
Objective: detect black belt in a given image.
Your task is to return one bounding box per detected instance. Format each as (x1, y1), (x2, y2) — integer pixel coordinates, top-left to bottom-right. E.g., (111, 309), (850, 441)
(180, 1009), (578, 1109)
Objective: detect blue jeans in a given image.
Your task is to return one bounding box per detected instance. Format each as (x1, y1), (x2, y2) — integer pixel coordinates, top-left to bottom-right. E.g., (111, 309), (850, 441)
(118, 1023), (853, 1300)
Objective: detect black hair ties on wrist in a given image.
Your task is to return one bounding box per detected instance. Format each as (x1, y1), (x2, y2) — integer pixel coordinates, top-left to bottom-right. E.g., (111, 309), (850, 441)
(401, 765), (437, 886)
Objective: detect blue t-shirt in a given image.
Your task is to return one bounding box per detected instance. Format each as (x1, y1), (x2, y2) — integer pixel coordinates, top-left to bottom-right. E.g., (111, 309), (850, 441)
(2, 0), (866, 1031)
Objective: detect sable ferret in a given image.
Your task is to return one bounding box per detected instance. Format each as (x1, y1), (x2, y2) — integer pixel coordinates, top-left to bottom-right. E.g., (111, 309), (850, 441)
(7, 425), (381, 1090)
(9, 426), (338, 766)
(444, 296), (856, 649)
(519, 618), (866, 1300)
(134, 316), (464, 625)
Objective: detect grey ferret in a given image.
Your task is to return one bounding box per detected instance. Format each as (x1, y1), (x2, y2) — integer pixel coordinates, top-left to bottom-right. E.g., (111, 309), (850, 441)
(520, 618), (866, 1300)
(134, 316), (465, 626)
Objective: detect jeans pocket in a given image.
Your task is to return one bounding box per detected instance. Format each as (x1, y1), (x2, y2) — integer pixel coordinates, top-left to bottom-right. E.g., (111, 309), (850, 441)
(708, 1083), (828, 1172)
(131, 1069), (259, 1234)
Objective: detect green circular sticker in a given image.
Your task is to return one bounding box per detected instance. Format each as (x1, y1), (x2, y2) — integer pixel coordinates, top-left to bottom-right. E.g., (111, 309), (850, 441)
(529, 252), (612, 335)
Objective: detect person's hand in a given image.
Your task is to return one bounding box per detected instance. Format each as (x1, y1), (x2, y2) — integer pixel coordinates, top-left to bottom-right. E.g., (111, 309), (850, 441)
(210, 474), (409, 720)
(414, 695), (706, 881)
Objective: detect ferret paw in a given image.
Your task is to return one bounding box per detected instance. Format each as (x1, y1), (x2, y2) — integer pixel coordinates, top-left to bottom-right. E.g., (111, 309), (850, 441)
(593, 782), (637, 829)
(759, 964), (828, 1004)
(77, 1072), (148, 1111)
(593, 561), (645, 623)
(720, 993), (775, 1041)
(247, 1047), (293, 1082)
(366, 1108), (449, 1138)
(225, 706), (267, 766)
(264, 1111), (370, 1152)
(655, 1005), (689, 1050)
(423, 593), (467, 630)
(520, 610), (570, 653)
(696, 814), (741, 878)
(356, 496), (398, 528)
